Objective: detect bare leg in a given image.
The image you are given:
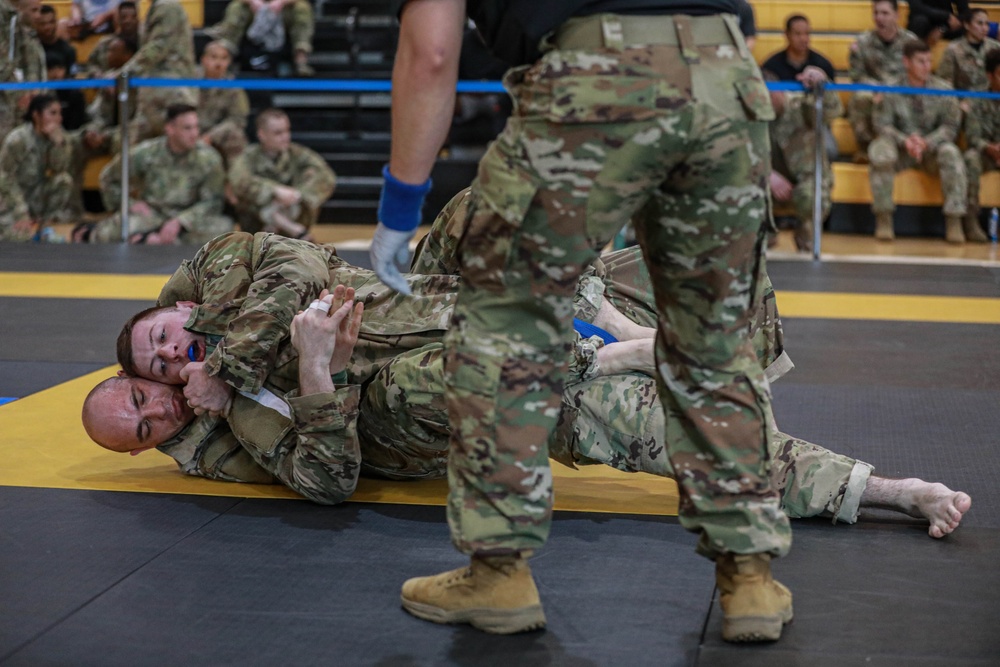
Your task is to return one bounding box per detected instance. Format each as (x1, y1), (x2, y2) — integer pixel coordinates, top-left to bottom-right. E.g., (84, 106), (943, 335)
(592, 296), (656, 342)
(595, 339), (655, 376)
(860, 476), (972, 538)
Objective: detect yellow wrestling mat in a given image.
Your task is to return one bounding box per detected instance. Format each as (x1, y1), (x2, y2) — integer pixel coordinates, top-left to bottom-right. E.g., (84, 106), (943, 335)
(0, 367), (680, 516)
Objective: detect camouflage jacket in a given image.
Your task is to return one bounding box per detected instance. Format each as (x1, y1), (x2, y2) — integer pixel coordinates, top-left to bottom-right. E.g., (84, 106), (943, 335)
(966, 95), (1000, 153)
(196, 68), (250, 137)
(0, 123), (75, 220)
(848, 28), (918, 84)
(1, 9), (46, 105)
(120, 0), (194, 78)
(936, 36), (1000, 92)
(229, 143), (336, 212)
(873, 75), (961, 150)
(99, 136), (225, 228)
(155, 386), (365, 506)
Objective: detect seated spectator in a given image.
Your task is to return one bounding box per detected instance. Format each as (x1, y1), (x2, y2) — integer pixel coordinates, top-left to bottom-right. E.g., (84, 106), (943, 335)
(848, 0), (918, 162)
(205, 0), (315, 76)
(35, 4), (78, 77)
(228, 107), (335, 239)
(961, 48), (1000, 243)
(46, 52), (87, 131)
(907, 0), (968, 46)
(761, 16), (843, 252)
(936, 9), (1000, 92)
(0, 95), (94, 241)
(1, 0), (46, 146)
(197, 40), (250, 169)
(83, 34), (137, 139)
(74, 104), (233, 244)
(869, 40), (969, 243)
(60, 0), (118, 40)
(81, 1), (139, 77)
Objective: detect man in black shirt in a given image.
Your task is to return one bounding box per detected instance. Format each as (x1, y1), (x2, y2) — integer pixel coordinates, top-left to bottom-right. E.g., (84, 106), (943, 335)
(761, 14), (836, 81)
(35, 4), (78, 78)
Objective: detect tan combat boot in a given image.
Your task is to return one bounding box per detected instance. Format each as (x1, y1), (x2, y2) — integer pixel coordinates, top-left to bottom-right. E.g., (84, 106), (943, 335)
(400, 554), (546, 634)
(716, 553), (793, 643)
(945, 215), (965, 244)
(793, 219), (813, 253)
(963, 212), (988, 243)
(874, 213), (895, 241)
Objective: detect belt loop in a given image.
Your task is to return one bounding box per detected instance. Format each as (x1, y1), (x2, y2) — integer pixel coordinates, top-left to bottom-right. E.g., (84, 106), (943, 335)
(601, 14), (624, 49)
(722, 13), (751, 59)
(674, 15), (699, 64)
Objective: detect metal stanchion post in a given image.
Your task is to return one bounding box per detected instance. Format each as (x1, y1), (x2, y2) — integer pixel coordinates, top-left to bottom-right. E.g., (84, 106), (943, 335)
(118, 72), (131, 242)
(811, 80), (825, 260)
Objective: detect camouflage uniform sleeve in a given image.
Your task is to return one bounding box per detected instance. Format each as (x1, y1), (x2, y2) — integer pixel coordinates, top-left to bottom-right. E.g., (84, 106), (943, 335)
(0, 130), (30, 220)
(847, 36), (866, 83)
(157, 416), (276, 484)
(936, 47), (957, 87)
(202, 233), (332, 393)
(873, 94), (907, 147)
(966, 100), (986, 152)
(821, 87), (843, 123)
(923, 83), (960, 149)
(173, 146), (225, 229)
(121, 1), (185, 75)
(294, 145), (336, 210)
(271, 387), (363, 505)
(228, 149), (275, 208)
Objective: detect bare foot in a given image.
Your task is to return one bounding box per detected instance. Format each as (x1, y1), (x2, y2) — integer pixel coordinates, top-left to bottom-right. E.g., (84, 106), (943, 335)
(596, 339), (655, 376)
(861, 476), (972, 538)
(591, 297), (655, 342)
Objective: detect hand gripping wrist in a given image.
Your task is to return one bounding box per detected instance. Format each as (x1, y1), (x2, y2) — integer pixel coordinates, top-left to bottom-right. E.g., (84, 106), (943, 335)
(378, 165), (432, 232)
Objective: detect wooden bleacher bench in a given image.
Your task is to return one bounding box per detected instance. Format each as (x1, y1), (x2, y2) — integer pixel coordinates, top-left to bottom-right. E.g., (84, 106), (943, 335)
(832, 163), (1000, 207)
(82, 154), (111, 191)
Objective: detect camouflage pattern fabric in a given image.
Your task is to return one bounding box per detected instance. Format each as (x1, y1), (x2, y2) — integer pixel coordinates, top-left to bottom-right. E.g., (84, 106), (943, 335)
(869, 75), (967, 216)
(847, 28), (918, 149)
(936, 36), (1000, 92)
(963, 95), (1000, 215)
(118, 0), (197, 143)
(92, 136), (233, 243)
(0, 3), (46, 145)
(0, 123), (77, 234)
(228, 143), (335, 234)
(440, 14), (791, 560)
(769, 88), (842, 226)
(209, 0), (314, 55)
(197, 68), (250, 167)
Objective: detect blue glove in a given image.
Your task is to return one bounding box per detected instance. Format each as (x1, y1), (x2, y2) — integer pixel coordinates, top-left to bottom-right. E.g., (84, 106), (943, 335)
(372, 165), (431, 295)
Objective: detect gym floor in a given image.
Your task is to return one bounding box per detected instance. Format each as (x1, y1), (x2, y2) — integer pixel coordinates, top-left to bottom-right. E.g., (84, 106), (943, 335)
(1, 231), (998, 666)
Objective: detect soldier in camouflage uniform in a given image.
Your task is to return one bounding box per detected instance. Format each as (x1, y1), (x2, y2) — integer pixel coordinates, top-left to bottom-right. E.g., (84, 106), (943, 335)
(0, 0), (46, 145)
(869, 40), (970, 242)
(111, 0), (197, 144)
(205, 0), (315, 76)
(936, 9), (1000, 93)
(80, 104), (233, 244)
(373, 0), (793, 640)
(848, 0), (918, 160)
(80, 1), (140, 78)
(228, 108), (335, 238)
(0, 95), (78, 240)
(962, 48), (1000, 240)
(196, 41), (250, 169)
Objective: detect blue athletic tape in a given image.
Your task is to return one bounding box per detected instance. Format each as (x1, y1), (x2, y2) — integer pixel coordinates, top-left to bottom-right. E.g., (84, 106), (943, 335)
(0, 397), (17, 406)
(573, 318), (618, 345)
(378, 165), (432, 232)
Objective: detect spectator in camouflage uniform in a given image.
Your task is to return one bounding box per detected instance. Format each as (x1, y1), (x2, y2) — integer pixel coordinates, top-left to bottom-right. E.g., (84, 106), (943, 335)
(205, 0), (315, 76)
(962, 48), (1000, 240)
(80, 1), (139, 77)
(79, 103), (232, 244)
(228, 108), (335, 239)
(0, 0), (46, 144)
(0, 95), (83, 240)
(81, 212), (971, 541)
(848, 0), (919, 161)
(869, 40), (970, 242)
(196, 40), (249, 169)
(109, 0), (196, 143)
(936, 8), (1000, 93)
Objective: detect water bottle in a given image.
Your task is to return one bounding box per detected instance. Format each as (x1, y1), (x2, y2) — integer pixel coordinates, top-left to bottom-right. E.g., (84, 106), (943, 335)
(989, 208), (999, 244)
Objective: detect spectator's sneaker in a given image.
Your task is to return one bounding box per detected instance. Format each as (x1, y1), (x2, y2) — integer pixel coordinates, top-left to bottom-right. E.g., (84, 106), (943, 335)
(401, 554), (546, 634)
(716, 553), (793, 643)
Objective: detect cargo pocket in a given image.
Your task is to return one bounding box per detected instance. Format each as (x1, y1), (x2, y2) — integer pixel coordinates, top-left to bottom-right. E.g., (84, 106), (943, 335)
(229, 393), (293, 458)
(443, 348), (504, 475)
(734, 75), (777, 122)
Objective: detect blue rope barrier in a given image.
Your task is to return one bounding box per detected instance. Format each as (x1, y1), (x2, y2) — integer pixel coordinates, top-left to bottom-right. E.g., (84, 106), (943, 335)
(0, 77), (997, 98)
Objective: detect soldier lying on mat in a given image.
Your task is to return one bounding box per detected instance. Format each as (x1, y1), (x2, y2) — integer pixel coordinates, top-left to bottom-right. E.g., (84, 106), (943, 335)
(81, 199), (970, 538)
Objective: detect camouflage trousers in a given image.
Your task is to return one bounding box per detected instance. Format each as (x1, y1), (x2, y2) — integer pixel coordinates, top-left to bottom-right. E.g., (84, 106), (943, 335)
(772, 139), (832, 226)
(203, 120), (248, 169)
(211, 0), (314, 54)
(847, 93), (876, 152)
(89, 208), (234, 244)
(0, 172), (76, 230)
(868, 137), (968, 216)
(442, 13), (791, 560)
(964, 148), (1000, 215)
(238, 200), (319, 236)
